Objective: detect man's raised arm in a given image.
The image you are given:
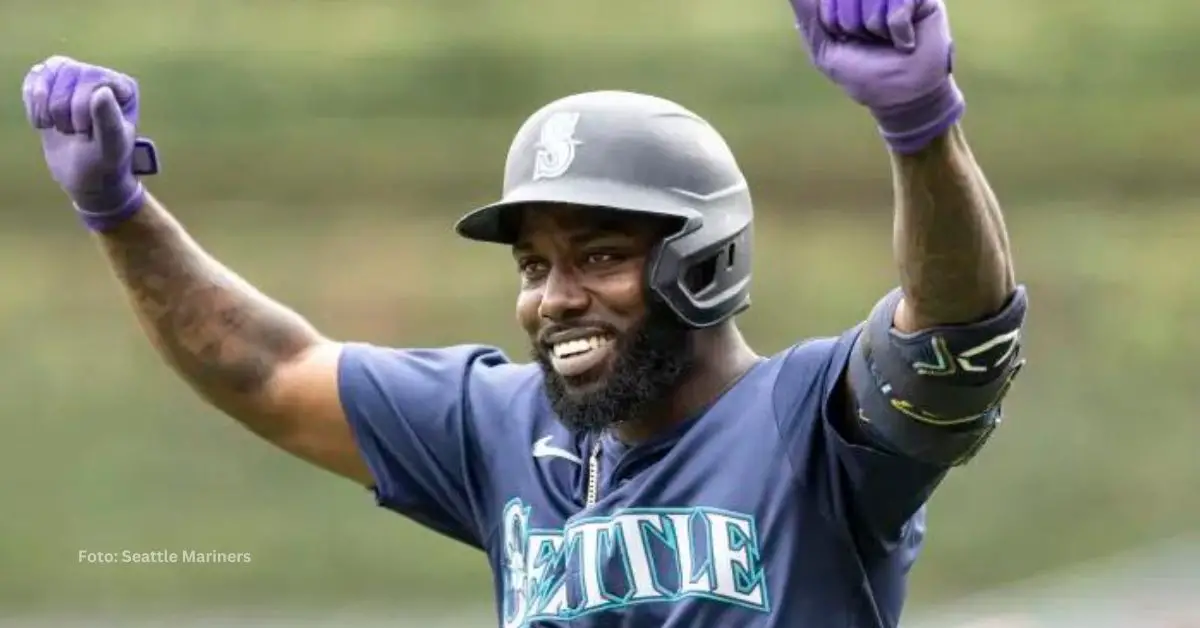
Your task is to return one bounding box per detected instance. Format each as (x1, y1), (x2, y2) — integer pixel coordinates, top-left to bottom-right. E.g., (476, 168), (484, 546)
(95, 194), (368, 484)
(840, 121), (1027, 471)
(22, 56), (369, 485)
(789, 0), (1028, 468)
(783, 0), (1028, 543)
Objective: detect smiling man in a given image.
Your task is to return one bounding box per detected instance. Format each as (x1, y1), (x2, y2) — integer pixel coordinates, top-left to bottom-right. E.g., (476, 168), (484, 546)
(23, 0), (1027, 626)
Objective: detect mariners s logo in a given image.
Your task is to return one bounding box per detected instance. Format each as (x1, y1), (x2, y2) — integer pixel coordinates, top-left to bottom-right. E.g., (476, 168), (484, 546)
(532, 112), (582, 180)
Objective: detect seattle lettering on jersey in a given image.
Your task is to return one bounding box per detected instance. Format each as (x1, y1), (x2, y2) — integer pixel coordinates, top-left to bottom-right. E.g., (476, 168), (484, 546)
(499, 498), (770, 627)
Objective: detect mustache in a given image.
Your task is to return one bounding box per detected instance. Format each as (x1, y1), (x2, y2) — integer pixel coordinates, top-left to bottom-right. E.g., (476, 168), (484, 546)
(535, 320), (622, 348)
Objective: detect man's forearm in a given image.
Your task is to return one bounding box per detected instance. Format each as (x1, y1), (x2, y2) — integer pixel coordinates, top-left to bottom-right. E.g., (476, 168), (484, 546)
(890, 125), (1016, 332)
(95, 194), (323, 418)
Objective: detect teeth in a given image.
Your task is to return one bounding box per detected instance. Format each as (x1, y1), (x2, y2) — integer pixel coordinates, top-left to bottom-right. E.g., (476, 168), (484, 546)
(552, 336), (609, 358)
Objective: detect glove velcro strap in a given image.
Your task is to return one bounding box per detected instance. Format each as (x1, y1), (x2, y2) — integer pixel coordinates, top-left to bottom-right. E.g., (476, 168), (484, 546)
(872, 79), (965, 154)
(75, 181), (146, 232)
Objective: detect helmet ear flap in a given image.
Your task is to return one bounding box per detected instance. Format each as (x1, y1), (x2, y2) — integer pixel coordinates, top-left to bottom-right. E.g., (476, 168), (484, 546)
(647, 221), (753, 329)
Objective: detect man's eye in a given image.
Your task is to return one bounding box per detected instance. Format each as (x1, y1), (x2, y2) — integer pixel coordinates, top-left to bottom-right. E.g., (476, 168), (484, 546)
(518, 260), (548, 277)
(585, 252), (622, 265)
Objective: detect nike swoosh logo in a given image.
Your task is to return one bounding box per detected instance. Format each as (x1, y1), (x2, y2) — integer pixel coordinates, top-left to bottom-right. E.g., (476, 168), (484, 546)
(532, 435), (582, 465)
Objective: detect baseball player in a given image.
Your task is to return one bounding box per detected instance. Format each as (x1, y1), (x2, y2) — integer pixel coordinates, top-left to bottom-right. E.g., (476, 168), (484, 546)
(21, 0), (1026, 625)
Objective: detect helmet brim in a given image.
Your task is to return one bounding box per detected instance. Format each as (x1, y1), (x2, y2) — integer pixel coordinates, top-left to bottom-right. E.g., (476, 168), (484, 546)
(454, 178), (702, 245)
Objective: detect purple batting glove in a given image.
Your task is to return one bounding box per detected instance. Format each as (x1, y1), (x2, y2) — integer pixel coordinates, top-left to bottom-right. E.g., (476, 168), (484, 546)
(790, 0), (963, 154)
(22, 56), (160, 231)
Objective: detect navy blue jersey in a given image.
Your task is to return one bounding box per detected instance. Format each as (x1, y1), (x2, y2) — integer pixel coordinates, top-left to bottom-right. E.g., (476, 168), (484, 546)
(339, 325), (949, 627)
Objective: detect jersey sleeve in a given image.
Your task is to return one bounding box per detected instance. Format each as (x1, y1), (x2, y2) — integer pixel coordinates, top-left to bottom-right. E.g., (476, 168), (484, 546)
(773, 328), (949, 558)
(337, 342), (511, 549)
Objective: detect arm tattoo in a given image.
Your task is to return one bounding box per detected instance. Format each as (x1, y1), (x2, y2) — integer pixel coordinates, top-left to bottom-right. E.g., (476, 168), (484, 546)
(96, 194), (322, 422)
(890, 125), (1016, 330)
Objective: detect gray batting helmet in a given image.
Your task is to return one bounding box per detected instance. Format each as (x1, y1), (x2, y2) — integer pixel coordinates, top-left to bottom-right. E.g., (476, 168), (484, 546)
(454, 90), (753, 329)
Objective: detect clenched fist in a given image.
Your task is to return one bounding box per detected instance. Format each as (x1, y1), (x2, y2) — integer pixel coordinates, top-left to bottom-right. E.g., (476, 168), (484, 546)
(789, 0), (962, 153)
(22, 56), (159, 230)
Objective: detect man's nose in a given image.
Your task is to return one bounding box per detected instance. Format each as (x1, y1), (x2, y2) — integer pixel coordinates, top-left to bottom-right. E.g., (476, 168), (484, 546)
(537, 267), (590, 321)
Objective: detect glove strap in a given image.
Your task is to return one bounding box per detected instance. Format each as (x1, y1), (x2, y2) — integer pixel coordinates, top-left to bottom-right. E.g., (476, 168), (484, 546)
(76, 182), (147, 232)
(75, 138), (160, 233)
(871, 79), (965, 155)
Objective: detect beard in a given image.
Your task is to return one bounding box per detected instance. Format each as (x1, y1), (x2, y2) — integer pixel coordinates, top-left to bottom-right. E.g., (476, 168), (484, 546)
(532, 306), (694, 434)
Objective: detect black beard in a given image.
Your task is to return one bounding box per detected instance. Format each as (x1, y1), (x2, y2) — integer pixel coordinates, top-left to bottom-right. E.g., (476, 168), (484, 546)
(533, 307), (693, 434)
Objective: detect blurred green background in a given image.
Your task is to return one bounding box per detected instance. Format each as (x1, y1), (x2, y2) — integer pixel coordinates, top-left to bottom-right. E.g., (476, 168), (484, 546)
(1, 1), (1197, 625)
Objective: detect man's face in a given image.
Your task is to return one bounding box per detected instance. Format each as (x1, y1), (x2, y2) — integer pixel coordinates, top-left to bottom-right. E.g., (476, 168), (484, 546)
(513, 204), (692, 433)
